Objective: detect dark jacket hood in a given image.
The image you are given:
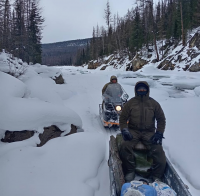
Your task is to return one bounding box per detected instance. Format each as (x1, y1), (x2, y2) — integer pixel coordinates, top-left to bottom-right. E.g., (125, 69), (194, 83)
(135, 81), (150, 98)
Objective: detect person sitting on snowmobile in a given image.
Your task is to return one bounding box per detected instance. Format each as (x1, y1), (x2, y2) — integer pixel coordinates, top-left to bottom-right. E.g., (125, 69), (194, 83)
(102, 75), (122, 94)
(119, 81), (166, 183)
(102, 76), (123, 104)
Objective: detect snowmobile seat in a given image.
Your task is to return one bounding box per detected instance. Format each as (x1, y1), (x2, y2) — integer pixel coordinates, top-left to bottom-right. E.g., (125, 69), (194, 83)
(134, 141), (147, 151)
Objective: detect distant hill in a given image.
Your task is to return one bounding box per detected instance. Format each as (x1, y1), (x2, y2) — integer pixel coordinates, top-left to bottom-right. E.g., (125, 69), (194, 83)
(42, 38), (91, 66)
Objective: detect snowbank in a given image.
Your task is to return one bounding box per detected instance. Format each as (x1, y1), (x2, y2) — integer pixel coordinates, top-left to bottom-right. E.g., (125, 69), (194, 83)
(0, 132), (109, 196)
(0, 96), (82, 132)
(0, 53), (82, 134)
(0, 51), (28, 77)
(162, 98), (200, 190)
(0, 71), (26, 98)
(25, 76), (63, 105)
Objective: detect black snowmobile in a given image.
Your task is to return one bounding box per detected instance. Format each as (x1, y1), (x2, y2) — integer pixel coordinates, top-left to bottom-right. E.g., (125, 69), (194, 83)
(108, 134), (192, 196)
(99, 83), (129, 128)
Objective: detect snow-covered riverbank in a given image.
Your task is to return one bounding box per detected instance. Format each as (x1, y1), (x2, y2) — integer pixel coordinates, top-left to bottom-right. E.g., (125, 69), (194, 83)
(0, 53), (200, 195)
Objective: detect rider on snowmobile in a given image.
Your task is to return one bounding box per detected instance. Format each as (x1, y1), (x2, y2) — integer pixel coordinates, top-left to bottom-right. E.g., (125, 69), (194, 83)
(119, 81), (166, 183)
(102, 75), (122, 95)
(102, 75), (124, 107)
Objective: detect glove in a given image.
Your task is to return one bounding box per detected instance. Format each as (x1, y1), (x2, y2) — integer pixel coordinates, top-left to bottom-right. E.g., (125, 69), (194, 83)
(121, 128), (133, 141)
(150, 131), (164, 145)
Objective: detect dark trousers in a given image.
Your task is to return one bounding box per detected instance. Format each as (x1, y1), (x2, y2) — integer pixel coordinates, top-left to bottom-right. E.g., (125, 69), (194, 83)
(119, 129), (166, 180)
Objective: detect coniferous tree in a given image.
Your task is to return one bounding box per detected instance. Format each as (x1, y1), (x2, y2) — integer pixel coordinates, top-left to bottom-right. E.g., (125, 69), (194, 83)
(12, 0), (26, 60)
(0, 0), (44, 64)
(28, 1), (44, 64)
(130, 7), (143, 53)
(84, 0), (200, 64)
(107, 25), (114, 54)
(3, 0), (12, 51)
(100, 26), (106, 55)
(193, 0), (200, 28)
(0, 0), (6, 50)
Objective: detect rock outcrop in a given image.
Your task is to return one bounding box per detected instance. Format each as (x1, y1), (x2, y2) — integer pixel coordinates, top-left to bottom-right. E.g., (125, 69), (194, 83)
(87, 54), (126, 70)
(100, 65), (107, 70)
(1, 124), (78, 147)
(157, 58), (175, 70)
(189, 31), (200, 49)
(131, 55), (148, 71)
(1, 130), (35, 143)
(189, 62), (200, 72)
(53, 74), (65, 84)
(104, 55), (114, 64)
(88, 61), (101, 69)
(157, 30), (200, 72)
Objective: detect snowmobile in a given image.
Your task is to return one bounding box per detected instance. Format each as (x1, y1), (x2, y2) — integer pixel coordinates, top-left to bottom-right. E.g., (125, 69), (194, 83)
(108, 134), (192, 196)
(99, 83), (129, 128)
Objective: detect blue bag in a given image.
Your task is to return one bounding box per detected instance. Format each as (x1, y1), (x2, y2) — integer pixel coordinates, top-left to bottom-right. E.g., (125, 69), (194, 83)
(121, 181), (157, 196)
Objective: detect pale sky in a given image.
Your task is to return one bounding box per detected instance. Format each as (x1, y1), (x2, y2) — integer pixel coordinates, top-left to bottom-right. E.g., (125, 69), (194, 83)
(40, 0), (137, 43)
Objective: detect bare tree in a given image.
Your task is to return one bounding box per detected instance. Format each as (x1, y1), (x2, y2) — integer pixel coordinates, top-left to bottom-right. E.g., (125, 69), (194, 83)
(116, 13), (121, 52)
(180, 1), (185, 46)
(104, 0), (112, 30)
(148, 0), (159, 61)
(100, 26), (106, 55)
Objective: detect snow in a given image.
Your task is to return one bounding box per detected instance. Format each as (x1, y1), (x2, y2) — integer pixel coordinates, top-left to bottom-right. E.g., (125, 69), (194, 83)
(0, 132), (108, 196)
(194, 86), (200, 96)
(0, 53), (82, 134)
(0, 96), (82, 132)
(173, 79), (200, 90)
(162, 98), (200, 190)
(25, 76), (64, 105)
(0, 51), (200, 196)
(0, 71), (26, 98)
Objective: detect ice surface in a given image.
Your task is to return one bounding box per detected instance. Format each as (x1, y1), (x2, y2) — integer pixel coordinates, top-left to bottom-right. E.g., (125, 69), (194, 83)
(173, 79), (200, 90)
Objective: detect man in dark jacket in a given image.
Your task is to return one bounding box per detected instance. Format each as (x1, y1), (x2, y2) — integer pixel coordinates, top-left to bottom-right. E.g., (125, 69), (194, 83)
(119, 81), (166, 182)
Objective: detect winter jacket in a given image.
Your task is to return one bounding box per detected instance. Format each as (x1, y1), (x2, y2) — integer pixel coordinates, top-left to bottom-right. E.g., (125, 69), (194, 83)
(119, 81), (166, 133)
(102, 75), (119, 95)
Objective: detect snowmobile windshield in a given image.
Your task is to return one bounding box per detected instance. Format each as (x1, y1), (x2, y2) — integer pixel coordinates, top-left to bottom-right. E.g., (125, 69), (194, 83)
(103, 83), (128, 103)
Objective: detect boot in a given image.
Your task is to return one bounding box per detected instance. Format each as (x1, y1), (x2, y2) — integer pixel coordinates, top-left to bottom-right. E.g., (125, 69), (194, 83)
(124, 172), (135, 183)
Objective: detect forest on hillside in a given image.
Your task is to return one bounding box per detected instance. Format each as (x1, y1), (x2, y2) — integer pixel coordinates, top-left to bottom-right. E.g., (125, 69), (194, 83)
(0, 0), (44, 64)
(42, 39), (91, 66)
(1, 0), (200, 67)
(75, 0), (200, 65)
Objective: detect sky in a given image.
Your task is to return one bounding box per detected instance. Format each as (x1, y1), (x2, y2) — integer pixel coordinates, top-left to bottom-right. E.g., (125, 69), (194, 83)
(40, 0), (136, 43)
